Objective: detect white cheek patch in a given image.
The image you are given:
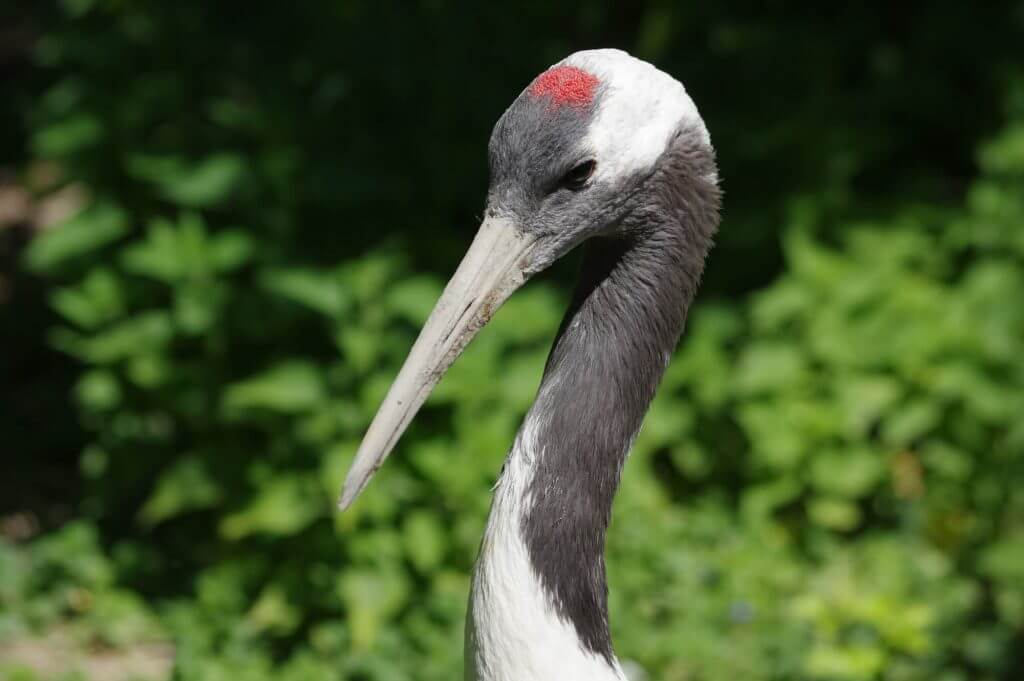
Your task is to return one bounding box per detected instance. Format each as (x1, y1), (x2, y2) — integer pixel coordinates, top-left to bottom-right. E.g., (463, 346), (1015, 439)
(561, 49), (709, 182)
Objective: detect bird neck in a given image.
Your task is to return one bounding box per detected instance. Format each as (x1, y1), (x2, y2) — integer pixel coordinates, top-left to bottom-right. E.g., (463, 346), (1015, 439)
(467, 129), (720, 681)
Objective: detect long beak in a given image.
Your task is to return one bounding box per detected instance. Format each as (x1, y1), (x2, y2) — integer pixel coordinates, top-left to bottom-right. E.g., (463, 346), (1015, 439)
(338, 216), (541, 510)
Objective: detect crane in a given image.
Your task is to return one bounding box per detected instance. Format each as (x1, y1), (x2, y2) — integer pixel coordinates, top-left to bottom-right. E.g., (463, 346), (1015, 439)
(339, 49), (721, 681)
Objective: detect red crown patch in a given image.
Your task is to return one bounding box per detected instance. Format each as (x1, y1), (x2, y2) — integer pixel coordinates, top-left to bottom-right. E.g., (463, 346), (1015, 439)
(528, 65), (599, 109)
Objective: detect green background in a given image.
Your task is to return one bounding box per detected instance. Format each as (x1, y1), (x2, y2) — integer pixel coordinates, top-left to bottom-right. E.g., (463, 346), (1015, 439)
(2, 2), (1024, 680)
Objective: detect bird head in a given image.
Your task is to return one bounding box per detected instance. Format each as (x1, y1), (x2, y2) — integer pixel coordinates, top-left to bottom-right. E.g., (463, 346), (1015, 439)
(339, 49), (713, 509)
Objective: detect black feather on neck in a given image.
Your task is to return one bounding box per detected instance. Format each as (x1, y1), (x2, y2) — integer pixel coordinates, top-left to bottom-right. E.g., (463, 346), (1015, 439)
(520, 125), (721, 663)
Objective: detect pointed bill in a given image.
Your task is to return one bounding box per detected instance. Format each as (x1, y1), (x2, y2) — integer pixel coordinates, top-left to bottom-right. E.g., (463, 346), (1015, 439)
(339, 217), (540, 510)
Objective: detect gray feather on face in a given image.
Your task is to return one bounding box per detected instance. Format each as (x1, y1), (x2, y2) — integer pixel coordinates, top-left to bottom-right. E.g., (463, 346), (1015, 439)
(485, 84), (636, 273)
(487, 84), (602, 209)
(512, 123), (721, 663)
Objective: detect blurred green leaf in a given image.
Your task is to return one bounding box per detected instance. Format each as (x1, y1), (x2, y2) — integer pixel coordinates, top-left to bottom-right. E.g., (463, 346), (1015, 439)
(337, 568), (409, 650)
(248, 586), (301, 635)
(402, 510), (447, 572)
(24, 202), (127, 272)
(810, 448), (885, 499)
(883, 400), (941, 447)
(386, 276), (442, 325)
(223, 362), (326, 414)
(50, 267), (125, 329)
(979, 536), (1024, 583)
(808, 497), (862, 530)
(122, 213), (252, 283)
(261, 267), (348, 318)
(31, 113), (102, 156)
(735, 341), (808, 395)
(139, 456), (223, 526)
(53, 310), (173, 363)
(74, 369), (121, 412)
(127, 153), (246, 207)
(220, 475), (321, 539)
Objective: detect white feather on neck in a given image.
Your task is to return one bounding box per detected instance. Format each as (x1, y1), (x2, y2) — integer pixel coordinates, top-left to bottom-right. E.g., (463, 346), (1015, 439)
(465, 416), (626, 681)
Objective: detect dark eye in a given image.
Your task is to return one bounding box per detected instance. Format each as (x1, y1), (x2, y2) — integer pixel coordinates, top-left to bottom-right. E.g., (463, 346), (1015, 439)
(560, 160), (596, 191)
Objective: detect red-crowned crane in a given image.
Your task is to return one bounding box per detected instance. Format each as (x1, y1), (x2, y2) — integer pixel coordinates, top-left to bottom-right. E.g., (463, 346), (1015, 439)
(339, 49), (721, 681)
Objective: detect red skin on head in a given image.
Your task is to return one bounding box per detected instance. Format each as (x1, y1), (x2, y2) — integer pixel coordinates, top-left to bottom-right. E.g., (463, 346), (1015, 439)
(528, 66), (599, 109)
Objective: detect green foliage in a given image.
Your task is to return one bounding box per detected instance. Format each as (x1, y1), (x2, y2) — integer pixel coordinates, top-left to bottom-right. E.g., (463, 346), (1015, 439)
(0, 523), (164, 650)
(4, 1), (1024, 680)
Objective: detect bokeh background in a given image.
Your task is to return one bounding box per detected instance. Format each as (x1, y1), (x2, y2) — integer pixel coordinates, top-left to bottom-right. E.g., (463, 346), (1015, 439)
(3, 2), (1024, 680)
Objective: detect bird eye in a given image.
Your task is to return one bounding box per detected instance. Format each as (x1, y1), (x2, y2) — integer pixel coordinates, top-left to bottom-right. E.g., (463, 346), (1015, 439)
(560, 160), (596, 191)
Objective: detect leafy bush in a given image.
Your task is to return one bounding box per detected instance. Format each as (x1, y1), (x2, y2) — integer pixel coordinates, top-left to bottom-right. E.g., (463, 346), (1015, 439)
(4, 2), (1024, 681)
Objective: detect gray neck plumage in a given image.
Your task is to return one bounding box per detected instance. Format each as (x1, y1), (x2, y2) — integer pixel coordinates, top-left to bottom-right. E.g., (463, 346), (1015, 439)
(520, 127), (721, 663)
